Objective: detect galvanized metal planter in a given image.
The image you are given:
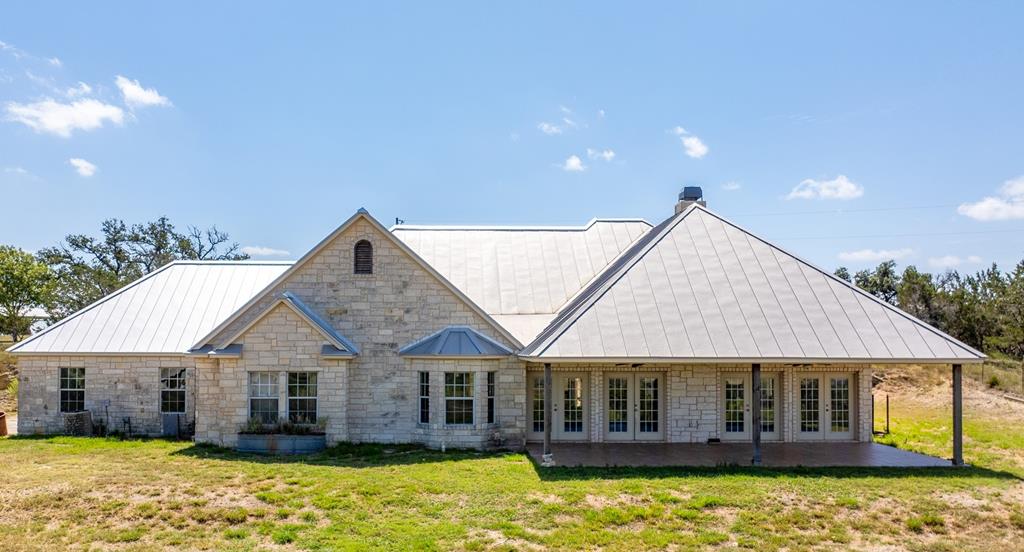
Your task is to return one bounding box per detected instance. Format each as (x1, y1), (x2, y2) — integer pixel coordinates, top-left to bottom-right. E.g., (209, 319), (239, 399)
(236, 433), (326, 454)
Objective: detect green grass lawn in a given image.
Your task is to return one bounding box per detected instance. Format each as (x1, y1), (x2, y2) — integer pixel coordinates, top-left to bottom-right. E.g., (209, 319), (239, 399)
(2, 404), (1024, 551)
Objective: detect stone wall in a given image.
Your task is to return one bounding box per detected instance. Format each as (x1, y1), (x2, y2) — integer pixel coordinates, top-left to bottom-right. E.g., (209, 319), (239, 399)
(200, 217), (525, 447)
(526, 362), (874, 444)
(195, 303), (348, 448)
(15, 354), (197, 436)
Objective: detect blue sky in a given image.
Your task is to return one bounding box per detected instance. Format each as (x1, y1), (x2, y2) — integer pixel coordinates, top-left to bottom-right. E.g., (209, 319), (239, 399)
(2, 3), (1022, 273)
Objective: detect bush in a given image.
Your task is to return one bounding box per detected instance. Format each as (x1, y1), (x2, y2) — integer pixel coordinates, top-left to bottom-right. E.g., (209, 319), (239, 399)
(988, 375), (1001, 388)
(6, 377), (17, 397)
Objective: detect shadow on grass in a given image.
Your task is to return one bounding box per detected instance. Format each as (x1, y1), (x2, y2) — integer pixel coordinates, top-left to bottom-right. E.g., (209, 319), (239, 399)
(7, 435), (1020, 482)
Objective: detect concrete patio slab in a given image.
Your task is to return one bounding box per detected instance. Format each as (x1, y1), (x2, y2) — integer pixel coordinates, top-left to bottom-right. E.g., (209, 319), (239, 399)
(526, 442), (952, 468)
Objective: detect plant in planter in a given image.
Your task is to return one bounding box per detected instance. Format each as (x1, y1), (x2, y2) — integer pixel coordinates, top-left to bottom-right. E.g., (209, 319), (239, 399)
(236, 417), (329, 454)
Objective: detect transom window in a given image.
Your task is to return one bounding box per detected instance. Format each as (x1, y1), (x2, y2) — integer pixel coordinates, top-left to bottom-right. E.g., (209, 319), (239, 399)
(59, 367), (85, 413)
(444, 372), (474, 425)
(160, 367), (186, 414)
(287, 372), (318, 424)
(249, 372), (279, 424)
(418, 372), (430, 424)
(486, 372), (496, 424)
(354, 240), (373, 274)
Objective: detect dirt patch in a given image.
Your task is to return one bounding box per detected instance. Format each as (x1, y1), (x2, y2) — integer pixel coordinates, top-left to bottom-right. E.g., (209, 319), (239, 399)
(875, 366), (1024, 422)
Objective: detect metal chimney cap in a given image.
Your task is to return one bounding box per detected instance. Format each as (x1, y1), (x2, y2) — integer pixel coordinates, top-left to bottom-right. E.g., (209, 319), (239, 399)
(679, 186), (703, 201)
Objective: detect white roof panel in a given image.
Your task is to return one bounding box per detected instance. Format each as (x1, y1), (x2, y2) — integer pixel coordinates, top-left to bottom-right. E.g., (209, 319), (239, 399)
(524, 205), (985, 363)
(8, 261), (291, 354)
(392, 219), (652, 317)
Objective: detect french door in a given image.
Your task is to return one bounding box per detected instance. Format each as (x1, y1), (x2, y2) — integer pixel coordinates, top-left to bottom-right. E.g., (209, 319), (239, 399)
(796, 373), (856, 441)
(720, 373), (781, 441)
(528, 373), (589, 441)
(604, 373), (664, 441)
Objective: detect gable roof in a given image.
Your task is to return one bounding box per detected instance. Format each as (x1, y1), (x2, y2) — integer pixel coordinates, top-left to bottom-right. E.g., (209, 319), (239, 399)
(7, 261), (291, 355)
(399, 325), (514, 357)
(192, 209), (522, 351)
(521, 204), (985, 364)
(214, 292), (358, 356)
(392, 218), (651, 343)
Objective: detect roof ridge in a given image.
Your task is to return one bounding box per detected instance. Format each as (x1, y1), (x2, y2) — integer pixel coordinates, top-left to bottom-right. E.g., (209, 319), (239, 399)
(389, 217), (653, 232)
(521, 205), (697, 356)
(694, 205), (985, 359)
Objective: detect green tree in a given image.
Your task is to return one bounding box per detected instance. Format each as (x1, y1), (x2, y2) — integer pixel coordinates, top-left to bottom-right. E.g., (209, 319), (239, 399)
(897, 266), (938, 326)
(0, 246), (54, 341)
(39, 217), (248, 320)
(854, 260), (901, 304)
(834, 266), (851, 282)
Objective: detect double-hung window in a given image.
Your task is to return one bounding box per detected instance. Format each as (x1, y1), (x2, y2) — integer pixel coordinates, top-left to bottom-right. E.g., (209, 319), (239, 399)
(444, 372), (474, 425)
(486, 372), (496, 424)
(418, 372), (430, 424)
(287, 372), (318, 424)
(160, 367), (186, 413)
(59, 367), (85, 413)
(248, 372), (279, 424)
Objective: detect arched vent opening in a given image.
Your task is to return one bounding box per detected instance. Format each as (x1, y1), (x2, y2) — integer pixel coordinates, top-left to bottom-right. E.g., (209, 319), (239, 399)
(354, 240), (373, 274)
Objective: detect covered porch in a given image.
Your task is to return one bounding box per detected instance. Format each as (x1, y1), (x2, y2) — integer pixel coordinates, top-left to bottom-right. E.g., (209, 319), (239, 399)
(526, 441), (951, 468)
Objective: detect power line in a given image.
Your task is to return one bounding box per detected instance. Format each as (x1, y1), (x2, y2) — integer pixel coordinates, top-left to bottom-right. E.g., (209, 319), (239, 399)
(777, 228), (1024, 241)
(732, 200), (1024, 218)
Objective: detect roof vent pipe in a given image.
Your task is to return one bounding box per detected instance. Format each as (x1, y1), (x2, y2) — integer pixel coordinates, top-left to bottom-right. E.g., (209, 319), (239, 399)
(675, 186), (706, 214)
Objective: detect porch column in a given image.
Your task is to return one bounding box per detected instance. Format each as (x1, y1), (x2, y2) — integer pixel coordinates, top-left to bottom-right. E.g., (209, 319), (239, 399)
(542, 363), (554, 466)
(952, 363), (963, 466)
(751, 363), (762, 465)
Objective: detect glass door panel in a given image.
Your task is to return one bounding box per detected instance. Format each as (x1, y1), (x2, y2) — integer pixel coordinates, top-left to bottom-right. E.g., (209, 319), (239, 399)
(605, 375), (631, 440)
(798, 377), (822, 438)
(723, 378), (748, 440)
(636, 374), (663, 440)
(826, 375), (854, 440)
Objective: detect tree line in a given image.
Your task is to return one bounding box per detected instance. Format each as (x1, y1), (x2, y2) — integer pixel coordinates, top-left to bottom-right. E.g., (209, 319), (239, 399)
(0, 217), (247, 341)
(834, 260), (1024, 360)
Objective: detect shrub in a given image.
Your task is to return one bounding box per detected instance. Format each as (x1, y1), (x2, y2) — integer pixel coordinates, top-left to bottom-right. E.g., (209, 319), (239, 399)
(6, 377), (17, 397)
(988, 375), (1001, 388)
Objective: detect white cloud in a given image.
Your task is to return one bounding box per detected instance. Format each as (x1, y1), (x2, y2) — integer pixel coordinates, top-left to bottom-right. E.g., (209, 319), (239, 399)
(115, 75), (171, 108)
(927, 255), (983, 269)
(561, 155), (585, 172)
(65, 82), (92, 97)
(4, 98), (125, 137)
(598, 109), (605, 118)
(586, 148), (615, 162)
(838, 248), (913, 263)
(957, 176), (1024, 221)
(48, 57), (62, 67)
(787, 175), (864, 200)
(722, 181), (741, 191)
(68, 158), (97, 177)
(562, 117), (578, 129)
(670, 126), (709, 158)
(681, 136), (708, 159)
(537, 122), (563, 135)
(241, 246), (291, 257)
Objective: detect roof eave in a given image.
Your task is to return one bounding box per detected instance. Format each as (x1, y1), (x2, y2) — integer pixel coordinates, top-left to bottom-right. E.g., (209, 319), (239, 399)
(517, 355), (986, 365)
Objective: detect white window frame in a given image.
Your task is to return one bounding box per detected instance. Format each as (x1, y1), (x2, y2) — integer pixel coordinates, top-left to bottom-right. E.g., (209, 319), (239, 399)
(287, 372), (318, 424)
(444, 372), (474, 426)
(59, 367), (85, 413)
(248, 372), (279, 424)
(486, 371), (496, 425)
(160, 367), (187, 414)
(418, 371), (430, 425)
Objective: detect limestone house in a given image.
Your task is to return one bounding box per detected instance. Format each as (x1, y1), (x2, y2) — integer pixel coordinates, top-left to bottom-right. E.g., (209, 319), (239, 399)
(8, 189), (983, 465)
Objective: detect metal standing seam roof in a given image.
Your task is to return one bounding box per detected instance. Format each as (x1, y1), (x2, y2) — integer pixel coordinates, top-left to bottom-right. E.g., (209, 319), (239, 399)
(521, 204), (985, 364)
(392, 218), (652, 343)
(399, 325), (515, 357)
(7, 261), (292, 355)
